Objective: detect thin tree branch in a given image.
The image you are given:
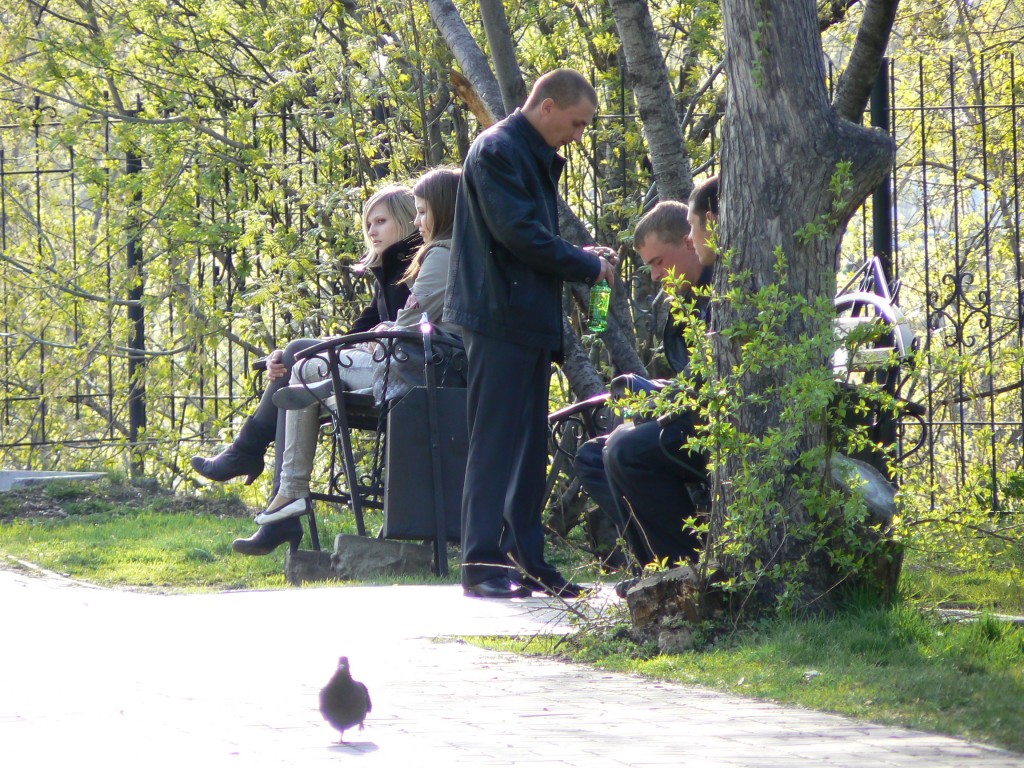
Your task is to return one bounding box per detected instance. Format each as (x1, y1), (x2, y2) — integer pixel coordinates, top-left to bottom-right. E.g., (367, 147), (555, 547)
(832, 0), (901, 122)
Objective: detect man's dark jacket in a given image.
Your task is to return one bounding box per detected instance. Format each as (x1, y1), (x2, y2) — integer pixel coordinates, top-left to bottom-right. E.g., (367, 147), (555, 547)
(443, 109), (600, 350)
(663, 265), (714, 376)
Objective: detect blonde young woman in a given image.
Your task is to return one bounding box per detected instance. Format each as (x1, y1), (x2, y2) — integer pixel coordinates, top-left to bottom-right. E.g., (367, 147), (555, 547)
(197, 185), (421, 555)
(244, 168), (462, 544)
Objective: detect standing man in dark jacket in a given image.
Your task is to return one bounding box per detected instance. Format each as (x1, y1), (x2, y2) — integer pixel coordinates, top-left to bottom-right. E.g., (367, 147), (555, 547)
(445, 69), (617, 599)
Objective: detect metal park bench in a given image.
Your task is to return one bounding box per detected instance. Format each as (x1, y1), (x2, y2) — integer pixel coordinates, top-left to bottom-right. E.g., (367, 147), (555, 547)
(275, 324), (468, 575)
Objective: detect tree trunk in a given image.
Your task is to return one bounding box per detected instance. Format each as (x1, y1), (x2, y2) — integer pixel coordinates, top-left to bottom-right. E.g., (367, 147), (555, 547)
(606, 0), (693, 202)
(559, 315), (608, 398)
(712, 0), (896, 613)
(558, 196), (646, 378)
(426, 0), (506, 119)
(478, 0), (528, 112)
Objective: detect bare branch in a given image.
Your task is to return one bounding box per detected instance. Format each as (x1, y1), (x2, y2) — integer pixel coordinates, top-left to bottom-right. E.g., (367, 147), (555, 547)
(0, 73), (251, 150)
(606, 0), (692, 202)
(478, 0), (527, 112)
(449, 70), (498, 128)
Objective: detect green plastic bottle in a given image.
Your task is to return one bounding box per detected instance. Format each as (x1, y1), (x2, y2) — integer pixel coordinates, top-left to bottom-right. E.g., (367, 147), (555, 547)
(587, 280), (611, 332)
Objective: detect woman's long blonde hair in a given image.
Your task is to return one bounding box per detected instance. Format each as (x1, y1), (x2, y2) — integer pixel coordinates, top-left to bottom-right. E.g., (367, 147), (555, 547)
(401, 167), (461, 286)
(358, 185), (417, 269)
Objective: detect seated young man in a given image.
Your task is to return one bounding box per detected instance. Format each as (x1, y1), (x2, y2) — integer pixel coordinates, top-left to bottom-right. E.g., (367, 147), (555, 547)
(574, 177), (720, 575)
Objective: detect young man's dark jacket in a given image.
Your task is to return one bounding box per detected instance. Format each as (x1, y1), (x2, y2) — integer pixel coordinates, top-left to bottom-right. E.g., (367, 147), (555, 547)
(610, 265), (713, 409)
(662, 265), (714, 378)
(443, 109), (600, 350)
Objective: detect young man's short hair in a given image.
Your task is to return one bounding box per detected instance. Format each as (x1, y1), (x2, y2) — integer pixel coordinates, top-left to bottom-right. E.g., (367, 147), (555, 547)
(526, 69), (598, 109)
(634, 200), (690, 249)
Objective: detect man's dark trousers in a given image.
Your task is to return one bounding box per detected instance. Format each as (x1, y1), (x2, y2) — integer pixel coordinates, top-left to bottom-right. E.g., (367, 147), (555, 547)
(599, 413), (706, 566)
(459, 329), (562, 588)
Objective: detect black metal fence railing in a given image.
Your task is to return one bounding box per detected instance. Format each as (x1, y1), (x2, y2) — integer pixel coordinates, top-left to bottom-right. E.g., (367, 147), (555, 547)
(0, 100), (381, 476)
(886, 55), (1022, 517)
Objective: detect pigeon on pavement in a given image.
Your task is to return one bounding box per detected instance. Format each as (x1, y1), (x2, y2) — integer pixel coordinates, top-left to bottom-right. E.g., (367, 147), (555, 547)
(319, 656), (372, 743)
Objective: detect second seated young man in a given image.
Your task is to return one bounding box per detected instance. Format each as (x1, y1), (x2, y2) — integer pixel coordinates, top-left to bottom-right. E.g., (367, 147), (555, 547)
(574, 177), (720, 590)
(444, 69), (617, 599)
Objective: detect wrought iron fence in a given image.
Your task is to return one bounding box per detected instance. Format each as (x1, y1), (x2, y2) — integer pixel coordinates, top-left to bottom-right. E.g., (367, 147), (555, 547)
(879, 55), (1021, 516)
(0, 99), (382, 476)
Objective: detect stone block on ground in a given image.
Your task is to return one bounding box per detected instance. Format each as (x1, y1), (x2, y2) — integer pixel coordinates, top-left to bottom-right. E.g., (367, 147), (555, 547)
(625, 566), (701, 645)
(625, 565), (730, 651)
(828, 454), (904, 602)
(285, 549), (334, 586)
(828, 454), (898, 527)
(330, 534), (434, 581)
(0, 471), (107, 493)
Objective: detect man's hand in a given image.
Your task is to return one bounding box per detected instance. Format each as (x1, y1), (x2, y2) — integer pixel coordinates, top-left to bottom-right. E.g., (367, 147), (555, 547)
(266, 349), (287, 381)
(584, 245), (619, 285)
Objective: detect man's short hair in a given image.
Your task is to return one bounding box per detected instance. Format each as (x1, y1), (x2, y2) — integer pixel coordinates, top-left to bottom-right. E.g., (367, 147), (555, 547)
(688, 175), (720, 225)
(634, 200), (690, 249)
(526, 69), (598, 109)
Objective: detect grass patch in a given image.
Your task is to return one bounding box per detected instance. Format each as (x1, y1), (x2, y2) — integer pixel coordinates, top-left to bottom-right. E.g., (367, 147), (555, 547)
(0, 478), (462, 590)
(901, 561), (1024, 614)
(476, 602), (1024, 753)
(0, 508), (289, 590)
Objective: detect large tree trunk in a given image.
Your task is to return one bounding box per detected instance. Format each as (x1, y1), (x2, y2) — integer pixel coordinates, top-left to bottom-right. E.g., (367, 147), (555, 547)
(606, 0), (693, 203)
(711, 0), (896, 614)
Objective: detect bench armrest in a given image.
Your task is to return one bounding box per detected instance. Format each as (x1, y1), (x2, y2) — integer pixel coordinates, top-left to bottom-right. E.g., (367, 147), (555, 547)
(293, 327), (466, 361)
(288, 326), (466, 408)
(548, 393), (611, 425)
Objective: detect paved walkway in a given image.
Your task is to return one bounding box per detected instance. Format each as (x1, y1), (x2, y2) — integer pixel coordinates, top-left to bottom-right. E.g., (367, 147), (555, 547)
(0, 470), (106, 492)
(1, 563), (1021, 768)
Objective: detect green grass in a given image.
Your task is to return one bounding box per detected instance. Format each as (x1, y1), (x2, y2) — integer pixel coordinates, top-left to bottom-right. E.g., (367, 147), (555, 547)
(0, 478), (463, 590)
(477, 602), (1024, 753)
(901, 561), (1024, 614)
(0, 506), (289, 590)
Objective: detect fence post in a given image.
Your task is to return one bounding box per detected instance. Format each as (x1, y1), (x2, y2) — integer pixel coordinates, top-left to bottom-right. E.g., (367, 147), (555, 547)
(126, 143), (146, 477)
(870, 57), (893, 282)
(869, 57), (899, 474)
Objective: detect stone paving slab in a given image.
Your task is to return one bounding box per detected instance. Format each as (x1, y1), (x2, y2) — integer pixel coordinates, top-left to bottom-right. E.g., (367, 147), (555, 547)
(0, 470), (107, 492)
(0, 564), (1021, 768)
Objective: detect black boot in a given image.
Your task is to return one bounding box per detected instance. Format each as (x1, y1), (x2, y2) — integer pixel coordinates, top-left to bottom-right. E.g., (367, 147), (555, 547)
(191, 417), (276, 485)
(231, 517), (304, 556)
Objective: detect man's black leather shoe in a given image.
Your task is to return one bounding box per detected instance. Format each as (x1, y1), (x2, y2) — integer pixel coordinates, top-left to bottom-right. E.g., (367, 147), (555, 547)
(516, 574), (588, 599)
(463, 577), (531, 599)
